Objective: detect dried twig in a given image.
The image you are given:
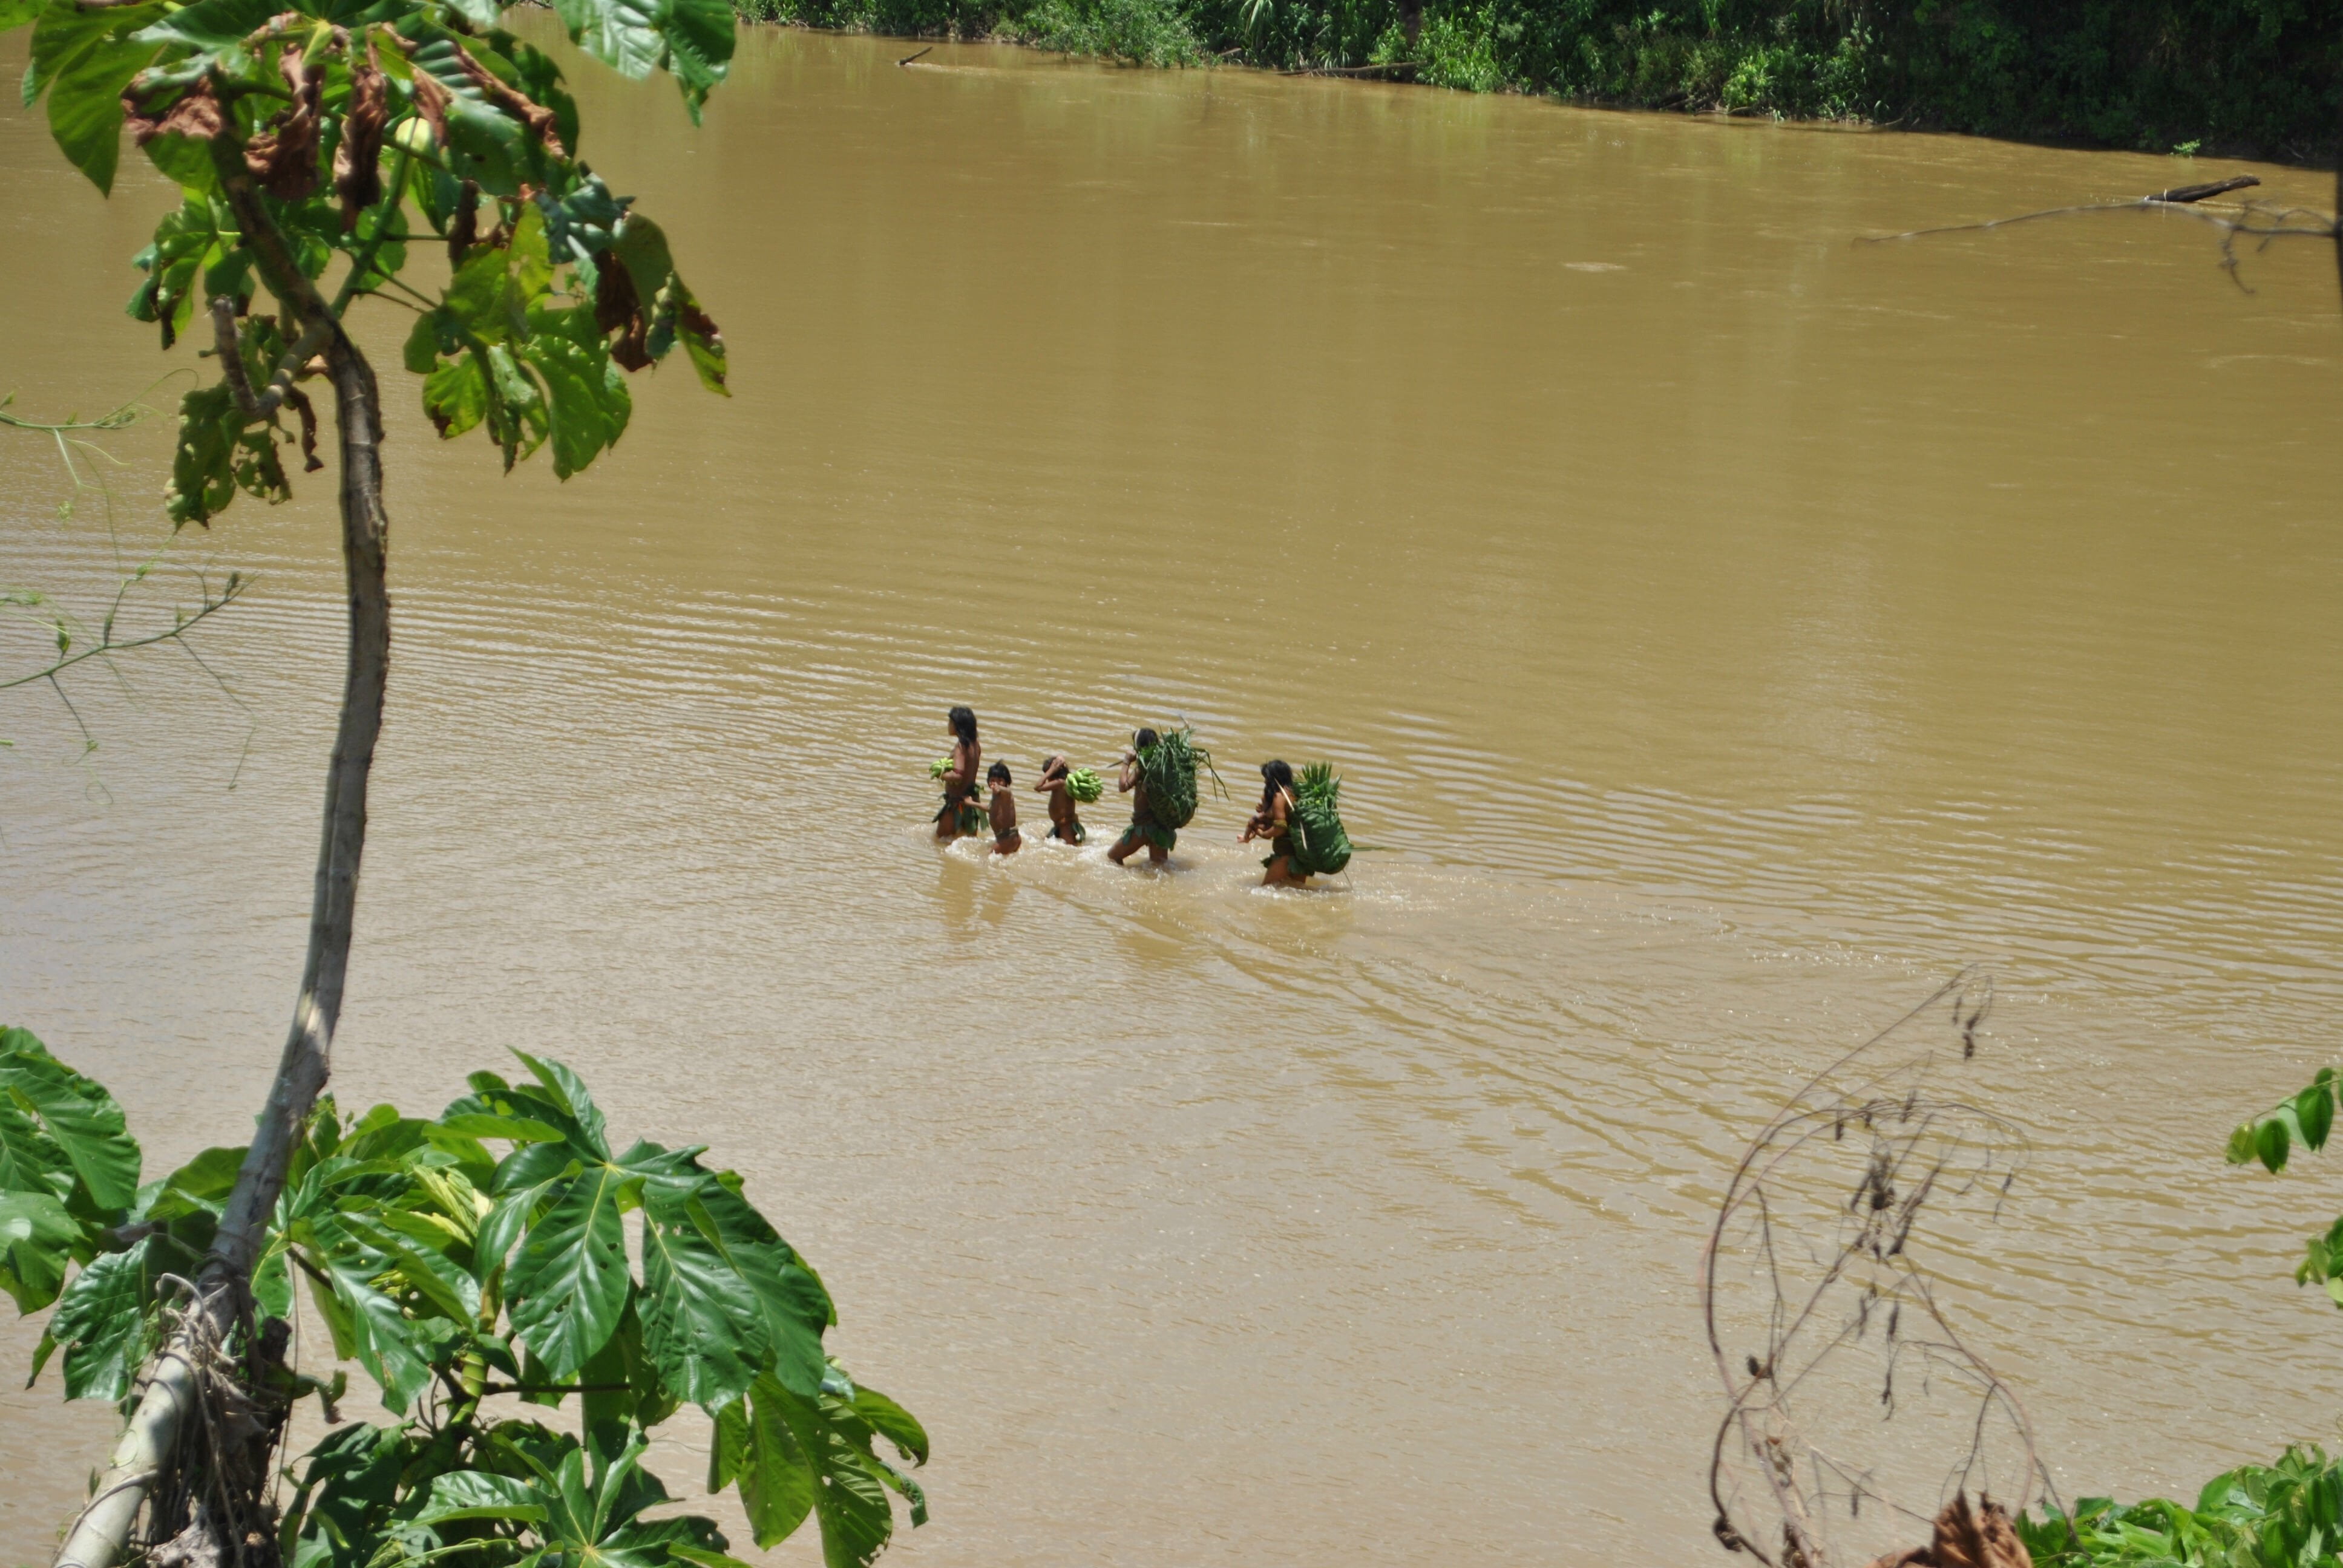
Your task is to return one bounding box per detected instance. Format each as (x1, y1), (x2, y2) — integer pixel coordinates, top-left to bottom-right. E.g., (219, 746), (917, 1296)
(1, 390), (255, 766)
(1860, 178), (2338, 301)
(1704, 970), (2056, 1568)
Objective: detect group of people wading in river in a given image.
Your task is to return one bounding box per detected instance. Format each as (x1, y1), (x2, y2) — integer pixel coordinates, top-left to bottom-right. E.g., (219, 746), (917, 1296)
(930, 706), (1323, 887)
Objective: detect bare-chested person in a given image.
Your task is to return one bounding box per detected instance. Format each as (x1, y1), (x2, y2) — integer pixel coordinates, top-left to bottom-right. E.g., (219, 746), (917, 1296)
(986, 762), (1021, 855)
(1034, 754), (1085, 844)
(932, 706), (983, 840)
(1107, 727), (1173, 867)
(1240, 758), (1309, 887)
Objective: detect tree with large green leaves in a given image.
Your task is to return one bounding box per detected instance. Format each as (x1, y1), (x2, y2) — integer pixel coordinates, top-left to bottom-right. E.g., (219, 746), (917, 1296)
(1, 1028), (930, 1568)
(0, 0), (755, 1558)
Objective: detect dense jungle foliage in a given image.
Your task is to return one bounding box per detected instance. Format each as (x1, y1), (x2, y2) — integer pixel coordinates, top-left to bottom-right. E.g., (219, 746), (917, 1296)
(736, 0), (2343, 162)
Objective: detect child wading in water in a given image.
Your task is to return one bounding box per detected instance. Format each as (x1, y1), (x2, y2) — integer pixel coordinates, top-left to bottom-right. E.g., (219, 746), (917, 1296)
(934, 706), (984, 840)
(986, 762), (1021, 855)
(1109, 728), (1173, 867)
(1241, 758), (1309, 887)
(1035, 754), (1085, 844)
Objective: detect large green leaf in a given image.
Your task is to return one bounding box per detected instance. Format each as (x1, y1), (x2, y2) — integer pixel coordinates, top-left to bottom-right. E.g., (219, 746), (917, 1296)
(578, 1296), (675, 1431)
(658, 0), (735, 100)
(336, 1213), (480, 1325)
(437, 1111), (566, 1145)
(851, 1383), (929, 1467)
(2298, 1080), (2334, 1151)
(548, 0), (732, 118)
(712, 1385), (814, 1548)
(424, 356), (490, 439)
(0, 1096), (69, 1200)
(522, 326), (629, 479)
(700, 1184), (829, 1396)
(668, 1547), (758, 1568)
(610, 212), (675, 309)
(551, 0), (663, 82)
(638, 1184), (763, 1411)
(505, 1165), (630, 1376)
(716, 1374), (903, 1566)
(2258, 1116), (2292, 1174)
(512, 1051), (608, 1157)
(25, 0), (164, 193)
(168, 381), (243, 527)
(310, 1218), (436, 1413)
(47, 1239), (149, 1400)
(790, 1388), (897, 1568)
(413, 1470), (549, 1526)
(159, 1145), (246, 1204)
(475, 1172), (560, 1286)
(444, 244), (530, 347)
(130, 0), (277, 55)
(0, 1027), (140, 1209)
(324, 1264), (434, 1413)
(0, 1189), (79, 1312)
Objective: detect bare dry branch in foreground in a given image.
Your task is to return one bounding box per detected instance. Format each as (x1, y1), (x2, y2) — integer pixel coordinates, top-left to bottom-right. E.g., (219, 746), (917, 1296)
(1705, 970), (2056, 1568)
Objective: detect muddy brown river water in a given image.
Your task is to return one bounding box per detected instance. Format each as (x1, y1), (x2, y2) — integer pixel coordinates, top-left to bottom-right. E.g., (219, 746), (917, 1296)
(4, 24), (2342, 1564)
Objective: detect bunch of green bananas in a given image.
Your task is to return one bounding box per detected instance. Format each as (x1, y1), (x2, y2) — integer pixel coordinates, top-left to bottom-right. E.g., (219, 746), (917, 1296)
(1064, 768), (1104, 803)
(928, 756), (952, 780)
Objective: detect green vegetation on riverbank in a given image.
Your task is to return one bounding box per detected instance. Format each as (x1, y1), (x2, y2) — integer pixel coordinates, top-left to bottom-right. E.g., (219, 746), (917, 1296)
(735, 0), (2343, 162)
(2019, 1450), (2343, 1567)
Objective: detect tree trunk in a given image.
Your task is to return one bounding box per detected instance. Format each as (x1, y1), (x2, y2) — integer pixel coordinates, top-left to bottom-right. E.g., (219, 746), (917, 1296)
(51, 338), (390, 1568)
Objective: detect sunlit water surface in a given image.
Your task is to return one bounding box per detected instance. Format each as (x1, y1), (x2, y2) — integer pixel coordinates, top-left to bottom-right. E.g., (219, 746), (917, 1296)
(4, 25), (2342, 1564)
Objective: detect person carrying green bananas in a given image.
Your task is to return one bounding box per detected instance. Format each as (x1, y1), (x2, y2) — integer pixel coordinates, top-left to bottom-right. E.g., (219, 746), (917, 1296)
(1034, 754), (1099, 844)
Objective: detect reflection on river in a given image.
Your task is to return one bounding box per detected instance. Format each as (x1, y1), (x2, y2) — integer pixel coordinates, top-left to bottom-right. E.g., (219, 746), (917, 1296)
(4, 24), (2341, 1563)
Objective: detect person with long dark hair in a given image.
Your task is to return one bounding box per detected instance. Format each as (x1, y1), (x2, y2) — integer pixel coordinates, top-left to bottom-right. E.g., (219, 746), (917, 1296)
(1108, 727), (1173, 867)
(1240, 758), (1308, 886)
(934, 706), (983, 840)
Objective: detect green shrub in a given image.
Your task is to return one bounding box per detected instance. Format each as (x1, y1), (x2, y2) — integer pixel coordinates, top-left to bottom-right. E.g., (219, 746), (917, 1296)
(2019, 1448), (2343, 1567)
(1015, 0), (1204, 63)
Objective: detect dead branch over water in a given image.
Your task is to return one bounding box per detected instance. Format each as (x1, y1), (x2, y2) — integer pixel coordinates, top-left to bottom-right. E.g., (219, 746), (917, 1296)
(1860, 172), (2342, 304)
(1704, 971), (2057, 1568)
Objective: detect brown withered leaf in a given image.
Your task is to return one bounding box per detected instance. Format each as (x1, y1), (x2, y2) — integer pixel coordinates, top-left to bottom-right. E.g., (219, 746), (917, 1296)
(282, 386), (325, 472)
(243, 45), (323, 200)
(333, 43), (388, 232)
(123, 77), (224, 146)
(446, 44), (564, 158)
(411, 70), (451, 151)
(1863, 1495), (2031, 1568)
(447, 178), (480, 267)
(594, 260), (650, 370)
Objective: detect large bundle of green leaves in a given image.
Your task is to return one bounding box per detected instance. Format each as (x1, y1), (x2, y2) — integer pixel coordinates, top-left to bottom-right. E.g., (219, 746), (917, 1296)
(1136, 728), (1210, 830)
(1288, 762), (1351, 877)
(0, 1027), (929, 1568)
